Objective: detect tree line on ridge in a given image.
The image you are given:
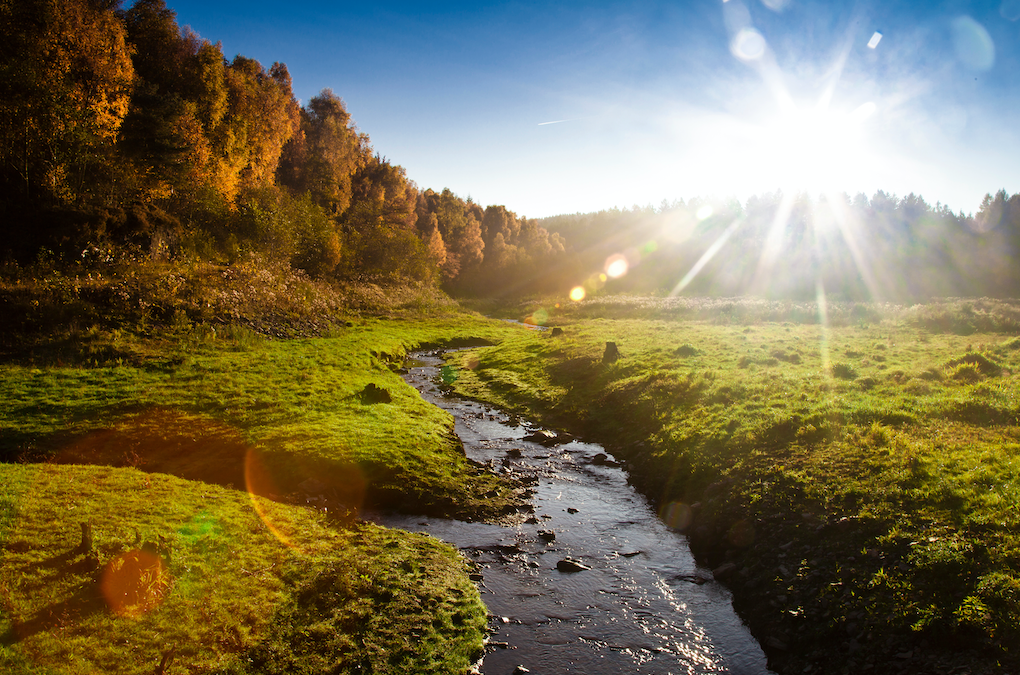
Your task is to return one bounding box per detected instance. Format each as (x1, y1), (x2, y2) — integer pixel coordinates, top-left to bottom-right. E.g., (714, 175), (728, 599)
(2, 0), (1018, 303)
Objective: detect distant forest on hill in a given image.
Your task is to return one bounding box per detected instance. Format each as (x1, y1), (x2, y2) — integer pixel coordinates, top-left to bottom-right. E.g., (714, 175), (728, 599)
(2, 0), (1020, 302)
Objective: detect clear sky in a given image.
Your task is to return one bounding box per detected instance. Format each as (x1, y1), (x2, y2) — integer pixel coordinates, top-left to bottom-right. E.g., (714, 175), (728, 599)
(163, 0), (1020, 218)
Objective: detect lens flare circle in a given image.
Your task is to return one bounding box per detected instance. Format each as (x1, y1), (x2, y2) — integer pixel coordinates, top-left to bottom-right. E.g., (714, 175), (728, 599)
(525, 308), (549, 326)
(100, 549), (171, 618)
(569, 286), (586, 301)
(951, 16), (995, 71)
(1002, 0), (1020, 21)
(731, 28), (766, 61)
(605, 254), (629, 279)
(761, 0), (789, 12)
(660, 501), (693, 531)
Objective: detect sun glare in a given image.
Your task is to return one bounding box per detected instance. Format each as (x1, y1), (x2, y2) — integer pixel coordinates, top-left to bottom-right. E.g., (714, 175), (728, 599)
(757, 102), (875, 194)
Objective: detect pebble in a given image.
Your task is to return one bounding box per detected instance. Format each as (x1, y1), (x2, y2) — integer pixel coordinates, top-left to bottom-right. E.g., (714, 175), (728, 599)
(556, 558), (591, 573)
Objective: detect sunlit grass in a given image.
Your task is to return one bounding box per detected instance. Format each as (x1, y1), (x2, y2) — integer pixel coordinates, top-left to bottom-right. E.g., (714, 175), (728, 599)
(448, 297), (1020, 657)
(0, 313), (534, 674)
(0, 464), (485, 675)
(0, 317), (526, 519)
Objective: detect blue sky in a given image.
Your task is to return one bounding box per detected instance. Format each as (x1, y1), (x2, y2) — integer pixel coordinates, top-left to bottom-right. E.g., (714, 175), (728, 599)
(164, 0), (1020, 218)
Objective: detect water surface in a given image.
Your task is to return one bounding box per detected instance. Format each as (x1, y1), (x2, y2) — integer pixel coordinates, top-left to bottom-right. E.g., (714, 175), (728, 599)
(372, 351), (772, 675)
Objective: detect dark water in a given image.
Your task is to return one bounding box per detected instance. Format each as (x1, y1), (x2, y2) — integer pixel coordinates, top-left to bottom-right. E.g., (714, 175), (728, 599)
(371, 351), (772, 675)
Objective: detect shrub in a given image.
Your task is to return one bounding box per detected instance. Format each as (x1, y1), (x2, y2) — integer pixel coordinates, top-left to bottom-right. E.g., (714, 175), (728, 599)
(945, 352), (1002, 377)
(831, 362), (857, 380)
(950, 363), (982, 383)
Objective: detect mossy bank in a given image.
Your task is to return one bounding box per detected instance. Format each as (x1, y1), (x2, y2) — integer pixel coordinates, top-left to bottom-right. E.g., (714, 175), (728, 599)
(448, 297), (1020, 674)
(1, 464), (485, 674)
(1, 291), (535, 673)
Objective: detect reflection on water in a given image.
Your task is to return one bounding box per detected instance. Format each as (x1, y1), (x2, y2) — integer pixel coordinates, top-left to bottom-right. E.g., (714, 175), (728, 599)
(371, 352), (772, 675)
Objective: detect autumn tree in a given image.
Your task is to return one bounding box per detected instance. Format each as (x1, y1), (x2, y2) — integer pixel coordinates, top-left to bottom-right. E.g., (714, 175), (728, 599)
(419, 188), (484, 281)
(0, 0), (134, 206)
(338, 154), (435, 281)
(221, 57), (301, 197)
(118, 0), (209, 200)
(280, 89), (367, 216)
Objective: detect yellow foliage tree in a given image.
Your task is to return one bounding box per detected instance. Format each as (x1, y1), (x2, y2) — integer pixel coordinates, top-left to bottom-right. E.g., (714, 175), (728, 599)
(0, 0), (134, 203)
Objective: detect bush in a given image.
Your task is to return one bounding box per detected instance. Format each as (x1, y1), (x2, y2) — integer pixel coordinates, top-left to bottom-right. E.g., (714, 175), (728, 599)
(945, 352), (1001, 376)
(831, 362), (857, 380)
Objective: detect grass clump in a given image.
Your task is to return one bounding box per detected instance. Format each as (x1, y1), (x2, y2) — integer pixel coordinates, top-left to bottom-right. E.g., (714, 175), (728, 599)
(830, 361), (858, 380)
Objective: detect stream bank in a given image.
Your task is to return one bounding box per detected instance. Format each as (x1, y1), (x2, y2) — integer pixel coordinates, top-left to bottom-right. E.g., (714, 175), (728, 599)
(371, 350), (772, 674)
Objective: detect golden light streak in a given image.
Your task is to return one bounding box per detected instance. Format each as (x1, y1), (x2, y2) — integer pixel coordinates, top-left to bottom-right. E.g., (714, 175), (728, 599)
(751, 191), (796, 292)
(669, 217), (743, 296)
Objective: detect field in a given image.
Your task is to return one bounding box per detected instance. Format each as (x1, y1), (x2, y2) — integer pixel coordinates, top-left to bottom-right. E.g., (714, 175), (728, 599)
(4, 267), (1020, 674)
(450, 295), (1020, 674)
(0, 301), (530, 674)
(1, 464), (486, 675)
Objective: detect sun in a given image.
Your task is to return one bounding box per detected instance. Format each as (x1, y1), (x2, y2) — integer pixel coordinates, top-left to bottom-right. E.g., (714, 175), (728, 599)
(756, 101), (877, 195)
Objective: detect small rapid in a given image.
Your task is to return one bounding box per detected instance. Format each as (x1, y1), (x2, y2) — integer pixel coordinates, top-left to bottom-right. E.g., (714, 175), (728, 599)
(371, 350), (772, 674)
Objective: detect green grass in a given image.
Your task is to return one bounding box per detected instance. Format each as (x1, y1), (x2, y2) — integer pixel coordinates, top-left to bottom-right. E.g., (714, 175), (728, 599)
(0, 316), (527, 520)
(0, 261), (542, 674)
(0, 464), (485, 675)
(446, 298), (1020, 671)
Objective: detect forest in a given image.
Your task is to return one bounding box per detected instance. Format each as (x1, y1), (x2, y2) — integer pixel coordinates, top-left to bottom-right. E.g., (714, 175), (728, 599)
(0, 0), (565, 298)
(3, 0), (1020, 305)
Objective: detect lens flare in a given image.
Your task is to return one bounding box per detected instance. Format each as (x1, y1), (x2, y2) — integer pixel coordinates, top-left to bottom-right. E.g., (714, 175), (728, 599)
(951, 16), (995, 71)
(867, 31), (882, 49)
(660, 501), (693, 531)
(525, 308), (549, 326)
(696, 205), (714, 220)
(569, 286), (586, 301)
(1003, 0), (1020, 21)
(731, 28), (767, 61)
(100, 549), (171, 618)
(244, 449), (366, 548)
(605, 255), (629, 279)
(244, 448), (296, 548)
(671, 218), (742, 295)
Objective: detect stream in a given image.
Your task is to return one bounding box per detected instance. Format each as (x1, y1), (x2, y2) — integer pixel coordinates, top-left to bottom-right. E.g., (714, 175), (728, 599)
(371, 350), (773, 675)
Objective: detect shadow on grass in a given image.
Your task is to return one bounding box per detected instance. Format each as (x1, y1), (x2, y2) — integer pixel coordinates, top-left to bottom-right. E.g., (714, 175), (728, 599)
(47, 408), (249, 489)
(1, 554), (106, 645)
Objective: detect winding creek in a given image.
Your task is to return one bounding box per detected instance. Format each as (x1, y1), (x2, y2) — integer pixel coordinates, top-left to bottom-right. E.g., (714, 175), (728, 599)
(372, 350), (773, 675)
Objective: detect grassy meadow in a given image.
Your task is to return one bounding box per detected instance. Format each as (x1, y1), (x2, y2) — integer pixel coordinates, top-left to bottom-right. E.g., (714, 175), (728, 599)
(0, 464), (485, 675)
(450, 296), (1020, 673)
(4, 256), (1020, 675)
(0, 315), (527, 519)
(0, 267), (533, 675)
